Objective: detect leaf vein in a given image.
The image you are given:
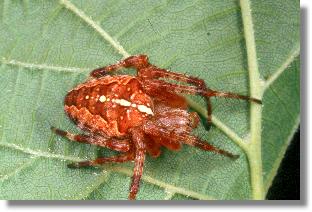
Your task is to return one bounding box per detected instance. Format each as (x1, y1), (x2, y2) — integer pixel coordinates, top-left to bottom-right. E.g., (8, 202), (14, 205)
(110, 166), (216, 200)
(186, 97), (248, 151)
(263, 43), (300, 91)
(0, 156), (39, 183)
(59, 0), (130, 58)
(240, 0), (264, 200)
(0, 142), (85, 162)
(0, 141), (214, 200)
(1, 58), (89, 73)
(164, 189), (176, 200)
(71, 171), (112, 200)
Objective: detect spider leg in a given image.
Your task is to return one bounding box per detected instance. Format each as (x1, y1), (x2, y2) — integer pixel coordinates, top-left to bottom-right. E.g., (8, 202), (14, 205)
(140, 67), (261, 129)
(51, 126), (130, 152)
(143, 79), (261, 104)
(90, 55), (149, 78)
(145, 135), (162, 158)
(144, 124), (238, 159)
(142, 84), (188, 109)
(128, 128), (146, 200)
(138, 67), (214, 129)
(180, 134), (239, 159)
(67, 153), (134, 168)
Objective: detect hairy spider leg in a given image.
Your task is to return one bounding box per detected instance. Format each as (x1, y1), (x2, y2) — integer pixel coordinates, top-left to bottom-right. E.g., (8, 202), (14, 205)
(65, 127), (147, 200)
(128, 128), (146, 200)
(138, 65), (214, 129)
(67, 153), (134, 168)
(143, 122), (238, 159)
(142, 79), (261, 104)
(51, 126), (131, 152)
(144, 134), (162, 158)
(137, 64), (260, 125)
(142, 83), (188, 109)
(179, 134), (239, 159)
(189, 112), (200, 128)
(90, 55), (149, 78)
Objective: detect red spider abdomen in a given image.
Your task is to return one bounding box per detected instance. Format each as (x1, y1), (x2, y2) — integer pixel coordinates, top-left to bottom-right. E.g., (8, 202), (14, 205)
(64, 75), (154, 137)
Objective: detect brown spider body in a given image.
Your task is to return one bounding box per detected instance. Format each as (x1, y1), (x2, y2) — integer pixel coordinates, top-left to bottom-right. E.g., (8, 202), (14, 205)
(51, 55), (261, 200)
(64, 75), (153, 137)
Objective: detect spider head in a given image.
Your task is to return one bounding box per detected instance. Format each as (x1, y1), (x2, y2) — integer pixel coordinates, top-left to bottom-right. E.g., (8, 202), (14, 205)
(143, 103), (195, 136)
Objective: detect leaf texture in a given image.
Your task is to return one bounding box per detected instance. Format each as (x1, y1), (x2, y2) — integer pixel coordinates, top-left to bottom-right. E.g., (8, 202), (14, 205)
(0, 0), (299, 200)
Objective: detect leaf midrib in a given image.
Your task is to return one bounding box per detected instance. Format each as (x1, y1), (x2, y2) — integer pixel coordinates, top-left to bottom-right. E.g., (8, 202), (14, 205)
(240, 0), (264, 199)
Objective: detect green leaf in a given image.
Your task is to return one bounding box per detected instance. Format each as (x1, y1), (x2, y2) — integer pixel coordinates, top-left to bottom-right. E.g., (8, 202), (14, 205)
(0, 0), (299, 200)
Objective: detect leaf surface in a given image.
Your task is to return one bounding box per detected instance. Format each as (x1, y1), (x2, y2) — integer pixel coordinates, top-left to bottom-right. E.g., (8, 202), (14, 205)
(0, 0), (299, 200)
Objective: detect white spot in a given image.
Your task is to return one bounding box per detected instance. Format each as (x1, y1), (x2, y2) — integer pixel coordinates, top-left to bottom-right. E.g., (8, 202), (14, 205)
(147, 103), (150, 107)
(127, 87), (131, 91)
(85, 95), (89, 99)
(114, 94), (118, 97)
(139, 90), (142, 94)
(105, 96), (154, 116)
(99, 95), (106, 102)
(112, 104), (117, 108)
(137, 105), (154, 115)
(120, 116), (124, 120)
(115, 99), (131, 107)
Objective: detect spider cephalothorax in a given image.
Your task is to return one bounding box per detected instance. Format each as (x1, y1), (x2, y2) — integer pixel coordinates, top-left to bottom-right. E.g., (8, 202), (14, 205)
(52, 55), (261, 200)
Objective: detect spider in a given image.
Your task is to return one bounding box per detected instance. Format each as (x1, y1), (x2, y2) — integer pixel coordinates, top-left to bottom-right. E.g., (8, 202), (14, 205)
(51, 55), (261, 200)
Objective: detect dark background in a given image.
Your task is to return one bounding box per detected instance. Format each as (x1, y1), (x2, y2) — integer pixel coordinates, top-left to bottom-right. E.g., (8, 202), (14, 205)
(266, 128), (300, 200)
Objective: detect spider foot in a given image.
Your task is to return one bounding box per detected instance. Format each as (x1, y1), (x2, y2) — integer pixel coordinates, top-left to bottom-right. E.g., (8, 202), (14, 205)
(67, 163), (81, 169)
(205, 121), (212, 131)
(67, 161), (92, 169)
(214, 148), (240, 160)
(229, 154), (240, 160)
(51, 126), (66, 137)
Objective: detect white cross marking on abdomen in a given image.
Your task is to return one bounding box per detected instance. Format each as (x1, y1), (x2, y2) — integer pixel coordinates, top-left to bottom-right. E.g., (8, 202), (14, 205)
(96, 95), (154, 115)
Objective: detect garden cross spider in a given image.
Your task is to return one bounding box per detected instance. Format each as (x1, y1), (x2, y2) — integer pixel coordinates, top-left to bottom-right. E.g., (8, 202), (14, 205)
(51, 55), (261, 200)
